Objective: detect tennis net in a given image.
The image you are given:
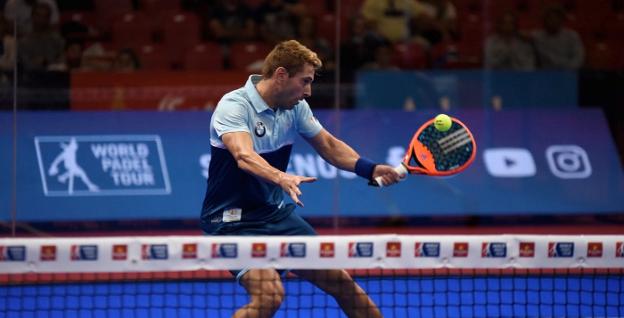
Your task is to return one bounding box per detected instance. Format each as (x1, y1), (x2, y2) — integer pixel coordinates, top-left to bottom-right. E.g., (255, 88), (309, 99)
(2, 235), (623, 317)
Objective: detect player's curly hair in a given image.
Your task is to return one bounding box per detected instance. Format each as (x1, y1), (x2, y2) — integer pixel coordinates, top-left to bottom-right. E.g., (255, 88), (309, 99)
(261, 40), (322, 78)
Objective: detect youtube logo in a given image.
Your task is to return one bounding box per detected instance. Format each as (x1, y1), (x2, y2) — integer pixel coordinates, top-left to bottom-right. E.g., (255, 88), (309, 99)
(483, 148), (536, 177)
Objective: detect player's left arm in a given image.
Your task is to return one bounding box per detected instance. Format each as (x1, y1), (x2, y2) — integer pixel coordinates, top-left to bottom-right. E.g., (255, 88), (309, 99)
(306, 129), (401, 185)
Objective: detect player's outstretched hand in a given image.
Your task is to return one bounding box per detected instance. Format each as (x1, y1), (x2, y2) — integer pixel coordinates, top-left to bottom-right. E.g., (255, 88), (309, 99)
(278, 173), (317, 207)
(372, 165), (404, 186)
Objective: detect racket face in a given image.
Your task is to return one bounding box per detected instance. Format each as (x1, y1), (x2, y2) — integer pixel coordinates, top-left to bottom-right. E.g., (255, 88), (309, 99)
(403, 117), (476, 176)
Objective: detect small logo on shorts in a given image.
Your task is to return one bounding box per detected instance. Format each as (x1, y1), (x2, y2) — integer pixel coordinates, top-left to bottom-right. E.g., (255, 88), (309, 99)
(254, 121), (266, 137)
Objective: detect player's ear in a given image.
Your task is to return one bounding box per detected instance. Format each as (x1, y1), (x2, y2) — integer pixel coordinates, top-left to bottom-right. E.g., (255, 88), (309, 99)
(274, 67), (289, 83)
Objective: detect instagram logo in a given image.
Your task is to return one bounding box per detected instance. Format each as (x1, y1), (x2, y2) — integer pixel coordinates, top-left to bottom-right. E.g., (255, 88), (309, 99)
(546, 145), (592, 179)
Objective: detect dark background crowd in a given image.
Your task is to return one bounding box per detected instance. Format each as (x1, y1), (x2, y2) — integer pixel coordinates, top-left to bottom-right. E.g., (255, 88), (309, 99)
(1, 0), (621, 73)
(0, 0), (622, 160)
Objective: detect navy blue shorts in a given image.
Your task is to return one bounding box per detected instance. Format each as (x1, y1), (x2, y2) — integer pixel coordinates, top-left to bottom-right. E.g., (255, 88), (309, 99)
(204, 204), (316, 282)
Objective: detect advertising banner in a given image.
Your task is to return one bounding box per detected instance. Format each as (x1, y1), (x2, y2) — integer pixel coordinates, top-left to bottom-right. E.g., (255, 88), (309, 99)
(0, 109), (622, 222)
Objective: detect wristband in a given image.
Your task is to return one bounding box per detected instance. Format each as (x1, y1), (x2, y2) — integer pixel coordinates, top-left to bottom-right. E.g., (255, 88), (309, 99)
(355, 157), (377, 180)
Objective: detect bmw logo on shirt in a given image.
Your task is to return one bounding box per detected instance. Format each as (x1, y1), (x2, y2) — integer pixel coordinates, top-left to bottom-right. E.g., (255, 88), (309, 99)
(255, 121), (266, 137)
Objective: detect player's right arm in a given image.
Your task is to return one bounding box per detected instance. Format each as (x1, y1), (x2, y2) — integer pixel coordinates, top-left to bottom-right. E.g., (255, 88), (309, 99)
(221, 131), (316, 207)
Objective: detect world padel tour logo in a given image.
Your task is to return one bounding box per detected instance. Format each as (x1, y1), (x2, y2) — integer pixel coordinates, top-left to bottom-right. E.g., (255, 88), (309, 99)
(548, 242), (574, 258)
(348, 242), (373, 258)
(616, 242), (624, 257)
(414, 242), (440, 257)
(70, 245), (98, 261)
(481, 242), (507, 258)
(280, 242), (306, 257)
(34, 135), (171, 196)
(212, 243), (237, 258)
(142, 244), (168, 260)
(0, 246), (26, 261)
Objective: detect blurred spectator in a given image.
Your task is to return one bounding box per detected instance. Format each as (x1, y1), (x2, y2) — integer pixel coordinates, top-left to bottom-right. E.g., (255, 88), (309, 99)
(207, 0), (256, 43)
(413, 0), (458, 45)
(361, 44), (399, 70)
(111, 48), (141, 72)
(485, 12), (536, 71)
(48, 40), (85, 71)
(340, 15), (387, 82)
(17, 2), (64, 70)
(4, 0), (58, 35)
(532, 6), (584, 70)
(56, 0), (93, 11)
(256, 0), (304, 45)
(79, 42), (113, 71)
(360, 0), (428, 43)
(297, 16), (333, 70)
(0, 14), (16, 71)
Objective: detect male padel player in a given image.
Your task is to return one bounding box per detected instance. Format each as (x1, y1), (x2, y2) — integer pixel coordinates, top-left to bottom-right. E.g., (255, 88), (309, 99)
(201, 40), (401, 318)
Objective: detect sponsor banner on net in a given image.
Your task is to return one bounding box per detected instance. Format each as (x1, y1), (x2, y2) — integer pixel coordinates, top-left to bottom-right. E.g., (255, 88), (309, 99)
(34, 135), (171, 196)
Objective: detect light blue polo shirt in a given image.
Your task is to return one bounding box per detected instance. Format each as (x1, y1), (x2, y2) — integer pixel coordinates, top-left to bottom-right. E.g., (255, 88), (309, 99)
(201, 75), (322, 230)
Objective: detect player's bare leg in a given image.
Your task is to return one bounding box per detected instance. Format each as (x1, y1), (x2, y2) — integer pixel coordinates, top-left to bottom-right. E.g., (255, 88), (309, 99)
(294, 269), (382, 318)
(234, 269), (285, 318)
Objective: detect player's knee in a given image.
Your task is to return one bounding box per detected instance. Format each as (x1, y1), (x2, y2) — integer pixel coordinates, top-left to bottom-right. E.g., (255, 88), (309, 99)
(250, 283), (285, 314)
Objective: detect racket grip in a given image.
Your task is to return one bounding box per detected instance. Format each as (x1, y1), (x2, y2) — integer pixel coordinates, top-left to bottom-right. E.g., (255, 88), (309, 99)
(373, 164), (408, 187)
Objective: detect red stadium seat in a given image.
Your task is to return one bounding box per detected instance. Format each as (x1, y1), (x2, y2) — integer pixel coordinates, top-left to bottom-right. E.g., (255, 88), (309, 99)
(229, 42), (271, 71)
(60, 11), (99, 40)
(184, 43), (224, 71)
(60, 11), (98, 29)
(111, 13), (153, 49)
(433, 40), (482, 69)
(315, 13), (349, 46)
(137, 44), (170, 70)
(586, 41), (619, 70)
(393, 42), (427, 69)
(162, 12), (201, 66)
(301, 0), (328, 15)
(141, 0), (182, 33)
(458, 12), (486, 45)
(94, 0), (134, 34)
(142, 0), (181, 13)
(244, 0), (264, 10)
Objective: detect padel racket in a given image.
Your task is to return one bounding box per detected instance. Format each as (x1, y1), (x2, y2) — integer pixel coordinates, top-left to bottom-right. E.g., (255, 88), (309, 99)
(373, 116), (476, 187)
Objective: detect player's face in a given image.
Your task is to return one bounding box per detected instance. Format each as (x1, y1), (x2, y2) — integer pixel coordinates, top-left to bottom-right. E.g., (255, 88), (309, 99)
(278, 64), (315, 109)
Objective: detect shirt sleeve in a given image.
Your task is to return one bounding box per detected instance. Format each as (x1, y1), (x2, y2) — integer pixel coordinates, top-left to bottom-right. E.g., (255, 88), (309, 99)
(212, 97), (250, 138)
(294, 100), (323, 138)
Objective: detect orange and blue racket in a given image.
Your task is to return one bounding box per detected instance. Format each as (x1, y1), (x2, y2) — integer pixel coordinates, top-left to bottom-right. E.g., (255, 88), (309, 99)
(373, 116), (477, 187)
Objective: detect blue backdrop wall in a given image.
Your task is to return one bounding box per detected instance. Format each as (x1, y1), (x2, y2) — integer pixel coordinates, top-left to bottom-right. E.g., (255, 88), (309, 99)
(0, 109), (622, 222)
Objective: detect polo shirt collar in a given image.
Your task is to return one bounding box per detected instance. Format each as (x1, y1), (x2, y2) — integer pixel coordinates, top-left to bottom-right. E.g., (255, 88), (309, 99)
(245, 75), (271, 113)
